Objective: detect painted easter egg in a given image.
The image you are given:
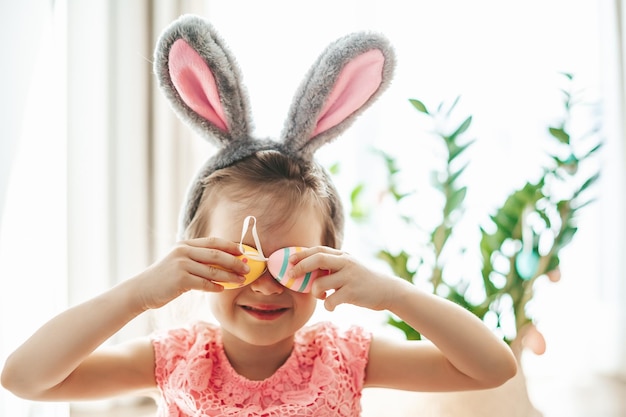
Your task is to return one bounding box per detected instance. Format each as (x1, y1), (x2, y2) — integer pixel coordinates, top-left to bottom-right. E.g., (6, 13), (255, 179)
(267, 247), (325, 293)
(216, 244), (266, 289)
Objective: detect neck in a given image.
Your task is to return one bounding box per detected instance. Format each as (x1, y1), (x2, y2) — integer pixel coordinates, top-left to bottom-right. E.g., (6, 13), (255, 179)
(220, 330), (295, 381)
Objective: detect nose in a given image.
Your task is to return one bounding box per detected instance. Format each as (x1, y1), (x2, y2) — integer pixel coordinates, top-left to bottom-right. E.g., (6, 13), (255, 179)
(249, 270), (284, 295)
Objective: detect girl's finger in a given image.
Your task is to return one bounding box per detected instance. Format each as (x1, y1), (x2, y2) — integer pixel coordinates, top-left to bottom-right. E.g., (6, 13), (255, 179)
(178, 262), (245, 292)
(186, 246), (250, 276)
(187, 236), (244, 255)
(313, 277), (342, 311)
(310, 274), (342, 306)
(185, 273), (227, 293)
(187, 261), (246, 284)
(288, 252), (343, 280)
(287, 246), (341, 264)
(323, 294), (339, 312)
(321, 282), (361, 312)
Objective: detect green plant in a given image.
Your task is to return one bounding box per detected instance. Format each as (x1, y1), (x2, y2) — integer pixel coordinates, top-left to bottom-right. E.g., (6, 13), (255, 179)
(351, 73), (602, 344)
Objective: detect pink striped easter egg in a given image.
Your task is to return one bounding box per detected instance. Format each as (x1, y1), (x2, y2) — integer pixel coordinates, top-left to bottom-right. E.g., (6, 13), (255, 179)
(267, 247), (324, 293)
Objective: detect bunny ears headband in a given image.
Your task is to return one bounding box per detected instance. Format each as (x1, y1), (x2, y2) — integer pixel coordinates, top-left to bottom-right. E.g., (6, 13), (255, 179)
(154, 14), (396, 236)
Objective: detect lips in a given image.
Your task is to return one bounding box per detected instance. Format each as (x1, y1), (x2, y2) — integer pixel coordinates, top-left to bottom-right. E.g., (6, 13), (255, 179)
(240, 304), (289, 320)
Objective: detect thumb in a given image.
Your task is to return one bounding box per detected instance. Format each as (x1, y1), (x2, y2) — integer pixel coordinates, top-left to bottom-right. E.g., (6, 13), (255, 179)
(323, 292), (341, 311)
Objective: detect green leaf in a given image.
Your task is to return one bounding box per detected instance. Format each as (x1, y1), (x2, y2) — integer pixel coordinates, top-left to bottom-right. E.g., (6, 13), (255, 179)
(445, 95), (462, 117)
(391, 189), (413, 202)
(500, 193), (527, 217)
(480, 228), (502, 254)
(377, 250), (415, 281)
(449, 116), (473, 142)
(550, 154), (570, 168)
(444, 186), (467, 217)
(554, 226), (578, 252)
(431, 224), (453, 255)
(327, 162), (341, 175)
(430, 171), (445, 191)
(375, 149), (401, 176)
(546, 255), (561, 272)
(549, 127), (570, 144)
(448, 139), (475, 162)
(579, 142), (603, 160)
(350, 183), (365, 203)
(448, 162), (469, 185)
(577, 172), (601, 195)
(571, 197), (596, 211)
(490, 211), (519, 236)
(409, 99), (429, 114)
(349, 183), (369, 221)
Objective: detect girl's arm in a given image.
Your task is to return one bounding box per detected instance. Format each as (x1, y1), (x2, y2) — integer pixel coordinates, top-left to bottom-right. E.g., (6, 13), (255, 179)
(364, 279), (518, 391)
(288, 247), (518, 392)
(1, 279), (154, 401)
(1, 237), (249, 401)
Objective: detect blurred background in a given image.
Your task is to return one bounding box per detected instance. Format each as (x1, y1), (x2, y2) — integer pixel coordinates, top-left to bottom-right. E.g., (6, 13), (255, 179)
(1, 1), (624, 416)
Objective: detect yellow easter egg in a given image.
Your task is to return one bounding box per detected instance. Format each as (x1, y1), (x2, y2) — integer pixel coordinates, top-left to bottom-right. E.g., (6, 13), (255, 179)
(217, 244), (267, 289)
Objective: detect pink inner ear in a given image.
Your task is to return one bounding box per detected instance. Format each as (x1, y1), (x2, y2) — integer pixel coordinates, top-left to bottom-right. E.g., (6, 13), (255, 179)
(312, 49), (384, 137)
(168, 39), (228, 132)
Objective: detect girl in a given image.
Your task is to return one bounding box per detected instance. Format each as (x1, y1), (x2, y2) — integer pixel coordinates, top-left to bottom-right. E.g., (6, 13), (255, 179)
(1, 15), (517, 416)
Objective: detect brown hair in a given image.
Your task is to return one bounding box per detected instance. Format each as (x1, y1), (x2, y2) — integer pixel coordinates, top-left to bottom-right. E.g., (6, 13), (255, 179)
(184, 151), (344, 248)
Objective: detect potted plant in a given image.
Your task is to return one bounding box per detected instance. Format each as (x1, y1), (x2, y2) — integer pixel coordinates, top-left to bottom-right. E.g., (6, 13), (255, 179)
(347, 73), (602, 416)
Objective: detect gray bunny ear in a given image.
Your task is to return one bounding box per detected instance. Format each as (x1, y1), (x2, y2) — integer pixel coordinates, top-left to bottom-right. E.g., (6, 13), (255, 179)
(154, 14), (253, 146)
(281, 32), (395, 158)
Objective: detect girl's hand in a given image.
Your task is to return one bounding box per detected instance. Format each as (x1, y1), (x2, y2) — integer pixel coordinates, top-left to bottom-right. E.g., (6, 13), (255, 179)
(136, 237), (249, 310)
(287, 247), (398, 312)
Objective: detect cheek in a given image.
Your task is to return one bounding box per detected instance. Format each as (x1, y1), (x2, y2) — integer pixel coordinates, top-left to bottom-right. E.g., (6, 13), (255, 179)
(208, 291), (236, 319)
(294, 293), (318, 320)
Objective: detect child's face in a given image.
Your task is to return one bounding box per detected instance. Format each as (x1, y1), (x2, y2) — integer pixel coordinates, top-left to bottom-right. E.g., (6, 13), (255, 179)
(206, 198), (323, 347)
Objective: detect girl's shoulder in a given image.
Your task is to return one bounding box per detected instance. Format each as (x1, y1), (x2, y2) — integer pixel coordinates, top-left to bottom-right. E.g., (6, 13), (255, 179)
(297, 321), (369, 340)
(151, 321), (220, 370)
(152, 320), (218, 346)
(295, 321), (372, 361)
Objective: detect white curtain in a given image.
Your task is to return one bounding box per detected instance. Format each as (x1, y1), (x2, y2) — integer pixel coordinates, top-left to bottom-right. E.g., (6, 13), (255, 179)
(0, 1), (69, 416)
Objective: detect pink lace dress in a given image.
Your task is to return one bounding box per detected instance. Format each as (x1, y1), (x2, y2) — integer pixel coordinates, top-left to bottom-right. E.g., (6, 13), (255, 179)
(152, 321), (371, 416)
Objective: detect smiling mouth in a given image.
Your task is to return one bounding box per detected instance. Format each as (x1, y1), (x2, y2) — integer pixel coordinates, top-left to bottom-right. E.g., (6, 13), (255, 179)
(240, 305), (289, 320)
(241, 305), (288, 313)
